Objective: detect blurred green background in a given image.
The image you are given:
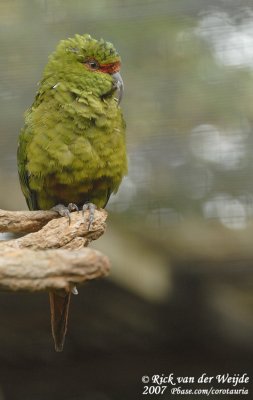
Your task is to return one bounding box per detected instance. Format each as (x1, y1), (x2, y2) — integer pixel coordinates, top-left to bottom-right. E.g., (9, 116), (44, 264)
(1, 0), (253, 399)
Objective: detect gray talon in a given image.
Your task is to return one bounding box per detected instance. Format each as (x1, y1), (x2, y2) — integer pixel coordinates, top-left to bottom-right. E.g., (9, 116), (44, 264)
(51, 204), (70, 218)
(82, 202), (96, 231)
(68, 203), (79, 212)
(51, 203), (78, 224)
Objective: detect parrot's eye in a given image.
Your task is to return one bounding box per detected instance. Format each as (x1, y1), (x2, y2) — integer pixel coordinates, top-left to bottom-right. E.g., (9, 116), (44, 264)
(85, 59), (100, 70)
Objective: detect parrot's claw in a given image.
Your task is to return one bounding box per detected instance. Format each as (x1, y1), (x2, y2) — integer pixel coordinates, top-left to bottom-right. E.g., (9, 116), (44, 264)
(67, 203), (79, 213)
(82, 202), (96, 231)
(51, 203), (78, 224)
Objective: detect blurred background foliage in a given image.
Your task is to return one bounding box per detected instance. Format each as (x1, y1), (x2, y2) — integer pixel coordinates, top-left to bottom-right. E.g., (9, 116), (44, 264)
(1, 0), (253, 399)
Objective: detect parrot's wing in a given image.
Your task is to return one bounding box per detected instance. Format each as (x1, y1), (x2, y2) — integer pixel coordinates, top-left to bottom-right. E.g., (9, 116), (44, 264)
(30, 74), (54, 110)
(17, 131), (38, 211)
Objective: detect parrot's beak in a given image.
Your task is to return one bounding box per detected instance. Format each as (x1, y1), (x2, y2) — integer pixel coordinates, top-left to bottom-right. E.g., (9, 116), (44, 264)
(112, 72), (124, 105)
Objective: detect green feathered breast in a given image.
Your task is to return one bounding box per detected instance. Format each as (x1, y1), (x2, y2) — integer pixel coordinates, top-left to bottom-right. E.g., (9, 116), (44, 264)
(18, 34), (127, 210)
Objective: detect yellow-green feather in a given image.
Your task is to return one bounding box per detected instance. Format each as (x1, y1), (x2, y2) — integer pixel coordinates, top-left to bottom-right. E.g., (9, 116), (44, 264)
(18, 34), (127, 210)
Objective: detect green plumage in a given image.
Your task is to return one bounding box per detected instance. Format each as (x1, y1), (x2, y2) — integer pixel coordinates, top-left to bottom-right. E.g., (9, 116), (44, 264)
(18, 34), (127, 352)
(18, 34), (127, 210)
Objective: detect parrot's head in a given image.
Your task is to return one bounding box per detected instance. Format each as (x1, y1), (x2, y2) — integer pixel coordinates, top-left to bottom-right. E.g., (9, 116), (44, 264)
(46, 34), (124, 103)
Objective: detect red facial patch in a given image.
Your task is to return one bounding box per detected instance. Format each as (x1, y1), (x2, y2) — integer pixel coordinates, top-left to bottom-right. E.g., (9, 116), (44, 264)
(84, 59), (121, 74)
(99, 61), (121, 74)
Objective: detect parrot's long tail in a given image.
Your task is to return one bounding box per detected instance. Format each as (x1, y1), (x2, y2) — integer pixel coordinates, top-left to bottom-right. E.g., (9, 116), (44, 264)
(49, 290), (71, 352)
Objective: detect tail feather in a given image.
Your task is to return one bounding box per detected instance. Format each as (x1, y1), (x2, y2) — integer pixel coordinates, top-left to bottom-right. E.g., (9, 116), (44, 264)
(49, 290), (71, 352)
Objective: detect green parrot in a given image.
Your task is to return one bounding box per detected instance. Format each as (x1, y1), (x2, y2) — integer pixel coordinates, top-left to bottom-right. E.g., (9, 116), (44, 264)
(17, 34), (127, 351)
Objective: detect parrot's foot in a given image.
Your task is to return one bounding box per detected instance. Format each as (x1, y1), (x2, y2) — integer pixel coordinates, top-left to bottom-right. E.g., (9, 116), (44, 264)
(82, 202), (97, 231)
(51, 203), (79, 224)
